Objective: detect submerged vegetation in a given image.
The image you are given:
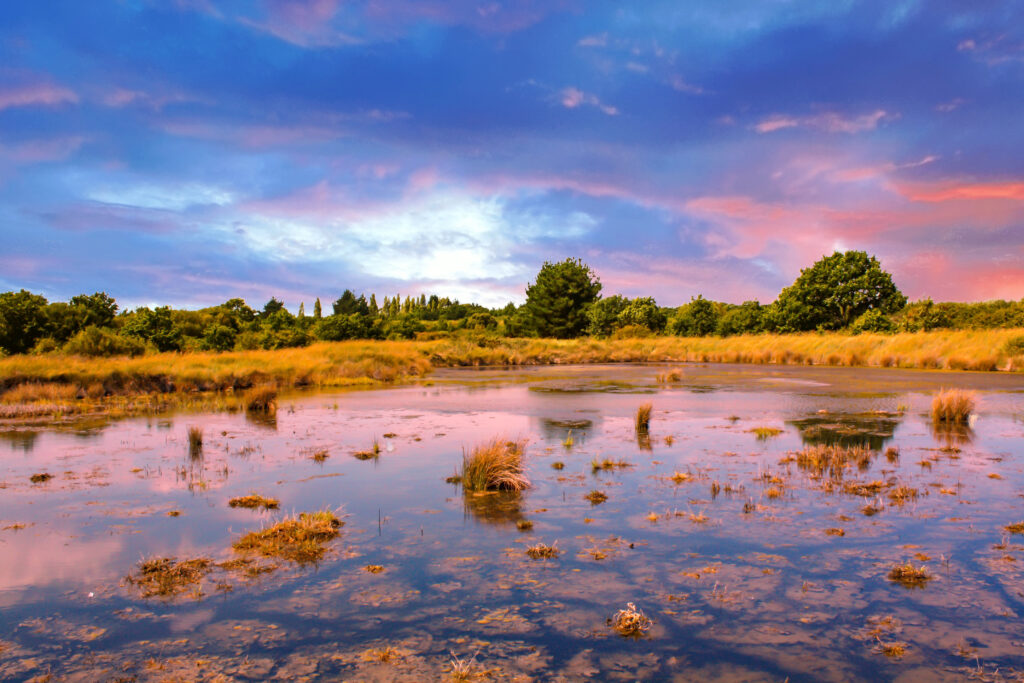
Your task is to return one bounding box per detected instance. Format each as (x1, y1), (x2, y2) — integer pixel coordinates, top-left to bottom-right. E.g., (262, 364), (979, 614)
(458, 438), (530, 492)
(231, 510), (343, 564)
(124, 557), (213, 599)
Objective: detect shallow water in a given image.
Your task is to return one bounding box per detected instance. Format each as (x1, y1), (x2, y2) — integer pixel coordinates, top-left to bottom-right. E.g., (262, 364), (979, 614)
(2, 363), (1024, 681)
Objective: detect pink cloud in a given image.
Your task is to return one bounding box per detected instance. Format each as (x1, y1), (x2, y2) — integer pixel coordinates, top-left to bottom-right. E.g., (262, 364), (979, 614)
(558, 87), (618, 115)
(754, 109), (895, 134)
(0, 82), (78, 111)
(895, 180), (1024, 202)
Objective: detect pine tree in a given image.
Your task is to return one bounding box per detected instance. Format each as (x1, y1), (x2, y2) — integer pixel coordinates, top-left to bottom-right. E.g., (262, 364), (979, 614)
(313, 298), (322, 319)
(298, 302), (305, 318)
(369, 293), (378, 315)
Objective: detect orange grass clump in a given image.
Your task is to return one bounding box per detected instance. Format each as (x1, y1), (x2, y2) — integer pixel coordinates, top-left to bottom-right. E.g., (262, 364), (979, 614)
(459, 438), (530, 492)
(930, 388), (975, 424)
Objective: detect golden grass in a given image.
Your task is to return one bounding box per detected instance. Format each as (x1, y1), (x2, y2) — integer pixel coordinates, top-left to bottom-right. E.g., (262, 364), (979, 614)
(656, 368), (684, 383)
(124, 557), (213, 598)
(228, 494), (280, 510)
(232, 510), (342, 564)
(591, 457), (632, 472)
(459, 438), (529, 492)
(609, 602), (652, 637)
(931, 388), (976, 424)
(748, 426), (783, 440)
(352, 442), (380, 460)
(243, 386), (277, 414)
(1006, 522), (1024, 534)
(584, 490), (608, 505)
(635, 403), (652, 433)
(796, 444), (874, 478)
(2, 330), (1023, 413)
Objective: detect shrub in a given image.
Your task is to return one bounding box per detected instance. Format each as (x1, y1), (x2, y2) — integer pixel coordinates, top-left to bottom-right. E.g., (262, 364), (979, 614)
(850, 309), (895, 334)
(1004, 335), (1024, 356)
(64, 326), (146, 357)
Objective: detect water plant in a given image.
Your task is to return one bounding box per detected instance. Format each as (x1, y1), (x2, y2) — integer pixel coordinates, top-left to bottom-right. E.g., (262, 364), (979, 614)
(635, 403), (652, 433)
(609, 602), (652, 637)
(584, 490), (608, 505)
(591, 457), (632, 472)
(29, 472), (52, 483)
(1005, 522), (1024, 534)
(228, 494), (280, 510)
(525, 541), (559, 559)
(656, 368), (684, 383)
(748, 426), (783, 440)
(931, 388), (975, 424)
(562, 430), (574, 449)
(187, 425), (203, 458)
(888, 562), (931, 588)
(243, 386), (278, 414)
(124, 557), (212, 598)
(232, 509), (342, 564)
(551, 461), (565, 470)
(353, 441), (381, 460)
(796, 443), (874, 478)
(459, 438), (529, 491)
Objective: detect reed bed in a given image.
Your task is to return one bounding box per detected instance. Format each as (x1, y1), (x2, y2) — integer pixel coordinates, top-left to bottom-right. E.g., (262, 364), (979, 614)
(459, 438), (529, 492)
(635, 403), (652, 433)
(187, 425), (203, 458)
(795, 444), (874, 478)
(931, 388), (976, 424)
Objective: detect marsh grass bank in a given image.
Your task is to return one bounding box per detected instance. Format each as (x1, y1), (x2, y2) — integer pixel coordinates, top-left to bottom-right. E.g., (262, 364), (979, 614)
(1, 329), (1023, 419)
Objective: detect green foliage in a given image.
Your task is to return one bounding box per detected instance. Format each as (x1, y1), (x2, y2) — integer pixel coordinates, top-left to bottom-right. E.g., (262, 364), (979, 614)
(64, 325), (146, 357)
(313, 314), (374, 341)
(716, 301), (764, 336)
(121, 306), (182, 352)
(521, 258), (602, 338)
(201, 325), (237, 351)
(618, 297), (666, 332)
(1003, 335), (1024, 356)
(467, 312), (497, 330)
(774, 251), (906, 331)
(333, 290), (370, 316)
(0, 289), (50, 354)
(669, 296), (719, 336)
(313, 298), (322, 319)
(850, 309), (895, 334)
(587, 295), (628, 337)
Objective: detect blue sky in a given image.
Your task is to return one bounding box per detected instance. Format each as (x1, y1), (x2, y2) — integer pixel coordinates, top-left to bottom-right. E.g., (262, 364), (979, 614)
(1, 0), (1022, 309)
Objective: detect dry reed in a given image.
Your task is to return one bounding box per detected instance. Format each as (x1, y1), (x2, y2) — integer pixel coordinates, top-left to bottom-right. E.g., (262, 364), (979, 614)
(232, 510), (342, 564)
(931, 388), (975, 424)
(459, 438), (529, 491)
(635, 403), (652, 433)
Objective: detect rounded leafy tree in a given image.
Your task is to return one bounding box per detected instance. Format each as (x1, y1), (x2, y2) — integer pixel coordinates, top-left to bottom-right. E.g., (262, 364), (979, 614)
(774, 251), (906, 331)
(522, 258), (602, 338)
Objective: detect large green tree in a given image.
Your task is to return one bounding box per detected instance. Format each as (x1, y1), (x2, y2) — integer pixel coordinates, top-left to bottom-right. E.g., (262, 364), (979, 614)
(522, 258), (602, 338)
(774, 251), (906, 331)
(0, 290), (49, 354)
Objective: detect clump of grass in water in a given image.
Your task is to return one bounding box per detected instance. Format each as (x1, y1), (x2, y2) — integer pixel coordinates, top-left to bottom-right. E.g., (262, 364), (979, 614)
(551, 461), (565, 470)
(243, 386), (277, 414)
(584, 490), (608, 505)
(516, 519), (533, 532)
(232, 509), (342, 564)
(124, 557), (212, 598)
(796, 444), (874, 478)
(609, 602), (652, 637)
(888, 562), (932, 588)
(635, 403), (652, 434)
(562, 430), (574, 449)
(228, 494), (280, 510)
(591, 457), (632, 472)
(875, 640), (908, 658)
(885, 446), (900, 462)
(931, 388), (975, 424)
(525, 541), (559, 559)
(187, 425), (203, 458)
(1005, 522), (1024, 534)
(353, 441), (381, 460)
(29, 472), (52, 483)
(459, 438), (529, 492)
(309, 447), (329, 463)
(656, 368), (683, 383)
(748, 426), (782, 440)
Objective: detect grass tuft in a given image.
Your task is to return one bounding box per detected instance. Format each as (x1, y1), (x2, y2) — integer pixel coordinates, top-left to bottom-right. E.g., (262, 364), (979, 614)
(931, 388), (975, 424)
(796, 444), (874, 478)
(459, 438), (529, 492)
(187, 425), (203, 458)
(584, 490), (608, 505)
(525, 541), (559, 559)
(888, 562), (932, 588)
(232, 509), (342, 564)
(29, 472), (53, 483)
(609, 602), (652, 637)
(635, 403), (652, 433)
(748, 426), (783, 440)
(656, 368), (684, 383)
(591, 457), (632, 472)
(243, 386), (278, 414)
(228, 494), (280, 510)
(124, 557), (212, 598)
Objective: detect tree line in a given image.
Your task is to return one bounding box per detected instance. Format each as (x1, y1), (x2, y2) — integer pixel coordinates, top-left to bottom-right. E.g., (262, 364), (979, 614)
(0, 251), (1021, 357)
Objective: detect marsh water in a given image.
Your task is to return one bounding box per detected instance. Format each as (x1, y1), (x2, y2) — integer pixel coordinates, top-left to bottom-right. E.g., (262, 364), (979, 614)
(2, 363), (1024, 682)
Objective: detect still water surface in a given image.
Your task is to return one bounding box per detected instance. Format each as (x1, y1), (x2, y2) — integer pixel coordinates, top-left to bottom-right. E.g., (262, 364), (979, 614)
(2, 363), (1023, 681)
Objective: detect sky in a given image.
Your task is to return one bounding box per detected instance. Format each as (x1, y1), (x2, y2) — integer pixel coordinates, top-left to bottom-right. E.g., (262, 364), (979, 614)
(1, 0), (1022, 310)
